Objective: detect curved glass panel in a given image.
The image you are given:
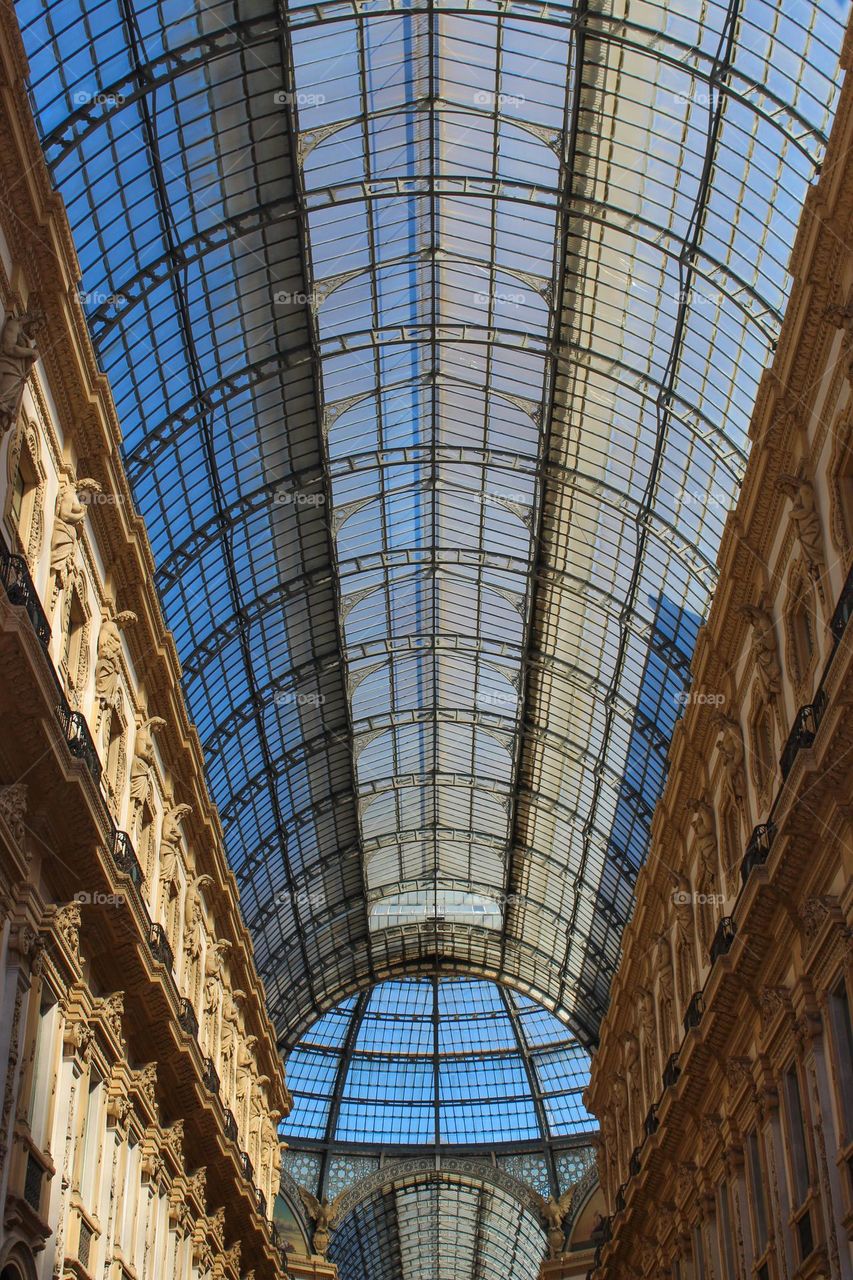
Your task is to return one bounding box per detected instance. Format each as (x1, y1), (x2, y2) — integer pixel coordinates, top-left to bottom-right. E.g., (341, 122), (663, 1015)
(14, 0), (850, 1044)
(329, 1175), (547, 1280)
(282, 976), (595, 1182)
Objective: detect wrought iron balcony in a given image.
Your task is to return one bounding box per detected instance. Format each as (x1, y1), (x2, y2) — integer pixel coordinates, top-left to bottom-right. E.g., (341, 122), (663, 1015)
(709, 916), (736, 965)
(741, 822), (776, 885)
(780, 689), (827, 780)
(112, 829), (144, 890)
(662, 1052), (681, 1090)
(239, 1151), (254, 1182)
(55, 697), (103, 785)
(147, 922), (174, 972)
(223, 1109), (238, 1143)
(830, 560), (853, 643)
(255, 1187), (267, 1218)
(0, 544), (51, 649)
(628, 1147), (641, 1178)
(178, 999), (199, 1039)
(643, 1105), (659, 1137)
(683, 991), (705, 1035)
(614, 1185), (625, 1213)
(201, 1057), (220, 1095)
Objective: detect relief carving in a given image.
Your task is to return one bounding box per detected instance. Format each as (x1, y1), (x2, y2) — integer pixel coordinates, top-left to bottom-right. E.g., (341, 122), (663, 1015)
(0, 310), (40, 435)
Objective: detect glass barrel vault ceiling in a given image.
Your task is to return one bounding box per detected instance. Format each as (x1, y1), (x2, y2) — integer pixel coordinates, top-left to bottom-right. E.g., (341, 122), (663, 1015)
(15, 0), (851, 1046)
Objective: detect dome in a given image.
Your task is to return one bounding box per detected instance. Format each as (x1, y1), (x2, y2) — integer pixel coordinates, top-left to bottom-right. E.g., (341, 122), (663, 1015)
(281, 976), (595, 1169)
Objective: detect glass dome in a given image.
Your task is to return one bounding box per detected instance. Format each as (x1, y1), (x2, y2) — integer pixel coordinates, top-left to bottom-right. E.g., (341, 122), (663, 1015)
(282, 976), (595, 1151)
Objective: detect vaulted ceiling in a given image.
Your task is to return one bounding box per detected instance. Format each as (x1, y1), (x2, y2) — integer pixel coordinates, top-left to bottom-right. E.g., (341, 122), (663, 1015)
(17, 0), (849, 1053)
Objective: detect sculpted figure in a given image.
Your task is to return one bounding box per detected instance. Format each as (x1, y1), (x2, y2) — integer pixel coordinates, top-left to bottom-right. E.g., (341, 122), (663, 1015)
(778, 474), (825, 576)
(691, 800), (719, 946)
(0, 312), (39, 434)
(622, 1032), (642, 1127)
(638, 986), (657, 1101)
(713, 714), (746, 813)
(129, 717), (166, 831)
(298, 1190), (337, 1257)
(656, 934), (675, 1053)
(825, 300), (853, 380)
(739, 601), (781, 699)
(49, 475), (101, 595)
(671, 874), (696, 1004)
(202, 939), (231, 1054)
(95, 609), (137, 709)
(539, 1189), (575, 1259)
(158, 803), (192, 916)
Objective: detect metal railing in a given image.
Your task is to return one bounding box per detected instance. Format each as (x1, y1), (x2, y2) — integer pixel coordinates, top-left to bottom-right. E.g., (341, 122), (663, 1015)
(662, 1052), (681, 1090)
(112, 829), (144, 890)
(741, 822), (776, 885)
(709, 916), (736, 965)
(148, 923), (174, 972)
(202, 1057), (220, 1096)
(0, 543), (51, 648)
(683, 991), (705, 1035)
(780, 689), (827, 780)
(178, 999), (199, 1039)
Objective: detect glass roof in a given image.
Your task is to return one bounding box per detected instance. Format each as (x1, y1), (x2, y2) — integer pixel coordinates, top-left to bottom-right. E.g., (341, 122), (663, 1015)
(328, 1174), (547, 1280)
(14, 0), (851, 1046)
(282, 975), (593, 1158)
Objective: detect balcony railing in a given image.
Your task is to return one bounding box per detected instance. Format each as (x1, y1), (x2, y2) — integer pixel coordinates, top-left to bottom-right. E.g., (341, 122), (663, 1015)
(741, 822), (776, 885)
(614, 1185), (626, 1213)
(0, 544), (51, 649)
(255, 1187), (267, 1218)
(147, 922), (174, 972)
(628, 1147), (641, 1178)
(55, 697), (103, 785)
(683, 991), (705, 1036)
(239, 1151), (254, 1182)
(830, 560), (853, 644)
(709, 916), (736, 965)
(780, 689), (827, 780)
(223, 1109), (238, 1143)
(662, 1052), (681, 1091)
(643, 1104), (659, 1137)
(202, 1057), (220, 1096)
(178, 999), (199, 1039)
(112, 829), (144, 890)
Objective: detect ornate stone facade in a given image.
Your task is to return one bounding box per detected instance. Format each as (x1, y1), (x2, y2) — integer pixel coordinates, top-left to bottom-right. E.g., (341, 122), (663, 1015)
(585, 29), (853, 1280)
(0, 9), (292, 1278)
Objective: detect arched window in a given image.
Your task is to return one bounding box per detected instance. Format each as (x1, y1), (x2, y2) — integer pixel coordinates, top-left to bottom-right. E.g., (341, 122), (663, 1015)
(785, 569), (819, 695)
(830, 416), (853, 556)
(721, 803), (741, 894)
(61, 583), (88, 701)
(5, 421), (45, 570)
(749, 699), (775, 802)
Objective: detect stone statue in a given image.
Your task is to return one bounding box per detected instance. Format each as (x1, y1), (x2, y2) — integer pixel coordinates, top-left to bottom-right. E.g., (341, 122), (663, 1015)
(0, 311), (39, 435)
(297, 1189), (337, 1257)
(778, 474), (825, 577)
(539, 1188), (576, 1259)
(691, 800), (719, 947)
(739, 601), (781, 700)
(0, 782), (27, 848)
(825, 300), (853, 381)
(49, 474), (101, 597)
(713, 714), (746, 813)
(129, 717), (166, 831)
(671, 874), (696, 1004)
(202, 939), (231, 1054)
(601, 1109), (617, 1202)
(638, 986), (657, 1101)
(95, 609), (137, 709)
(622, 1032), (642, 1127)
(158, 804), (191, 912)
(656, 934), (675, 1052)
